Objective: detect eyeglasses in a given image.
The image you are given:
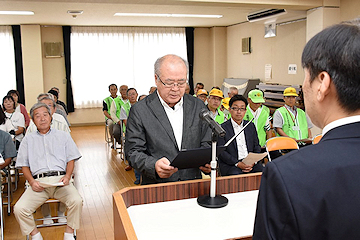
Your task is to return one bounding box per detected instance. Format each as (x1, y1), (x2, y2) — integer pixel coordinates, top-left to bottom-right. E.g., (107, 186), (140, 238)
(230, 107), (246, 112)
(156, 74), (187, 88)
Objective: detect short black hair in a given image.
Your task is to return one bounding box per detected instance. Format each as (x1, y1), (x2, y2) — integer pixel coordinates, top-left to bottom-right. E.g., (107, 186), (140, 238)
(7, 89), (19, 98)
(127, 88), (137, 94)
(2, 95), (16, 110)
(301, 18), (360, 113)
(229, 95), (248, 108)
(108, 84), (117, 90)
(196, 82), (204, 88)
(48, 89), (58, 98)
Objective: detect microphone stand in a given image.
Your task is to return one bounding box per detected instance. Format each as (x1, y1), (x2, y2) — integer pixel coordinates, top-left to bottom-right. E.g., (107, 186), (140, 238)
(197, 130), (228, 208)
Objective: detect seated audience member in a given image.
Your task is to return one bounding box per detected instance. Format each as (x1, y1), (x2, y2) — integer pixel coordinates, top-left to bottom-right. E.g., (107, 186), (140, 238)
(37, 93), (70, 126)
(0, 130), (17, 169)
(138, 94), (147, 101)
(48, 90), (67, 116)
(196, 89), (208, 103)
(217, 95), (263, 176)
(227, 87), (238, 98)
(110, 85), (130, 146)
(273, 87), (312, 140)
(149, 86), (157, 94)
(2, 95), (25, 149)
(50, 87), (68, 115)
(193, 82), (204, 97)
(185, 84), (190, 94)
(14, 102), (82, 240)
(207, 89), (226, 124)
(27, 97), (70, 134)
(120, 88), (141, 184)
(221, 97), (231, 119)
(244, 89), (272, 147)
(0, 107), (14, 133)
(7, 89), (30, 128)
(103, 84), (118, 145)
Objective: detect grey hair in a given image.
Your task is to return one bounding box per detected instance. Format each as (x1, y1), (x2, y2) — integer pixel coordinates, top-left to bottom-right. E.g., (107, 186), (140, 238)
(37, 93), (55, 101)
(154, 54), (189, 78)
(30, 102), (51, 120)
(38, 96), (56, 108)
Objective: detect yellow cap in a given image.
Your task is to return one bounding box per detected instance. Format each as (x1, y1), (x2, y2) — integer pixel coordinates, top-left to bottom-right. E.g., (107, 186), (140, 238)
(222, 97), (230, 110)
(209, 89), (224, 99)
(197, 89), (208, 96)
(283, 87), (298, 97)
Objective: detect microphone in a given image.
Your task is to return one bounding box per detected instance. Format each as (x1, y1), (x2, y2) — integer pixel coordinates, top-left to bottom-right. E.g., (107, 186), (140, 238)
(199, 108), (226, 137)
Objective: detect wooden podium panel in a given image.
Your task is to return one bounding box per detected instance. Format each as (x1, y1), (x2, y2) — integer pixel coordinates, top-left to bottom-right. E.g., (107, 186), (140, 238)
(113, 173), (262, 240)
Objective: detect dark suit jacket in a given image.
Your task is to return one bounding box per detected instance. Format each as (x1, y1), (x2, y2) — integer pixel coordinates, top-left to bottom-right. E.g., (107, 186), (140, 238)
(253, 121), (360, 240)
(125, 91), (211, 184)
(217, 119), (261, 176)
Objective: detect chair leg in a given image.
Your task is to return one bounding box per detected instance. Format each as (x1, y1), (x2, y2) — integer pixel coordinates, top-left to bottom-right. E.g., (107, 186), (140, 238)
(7, 169), (12, 216)
(0, 179), (4, 240)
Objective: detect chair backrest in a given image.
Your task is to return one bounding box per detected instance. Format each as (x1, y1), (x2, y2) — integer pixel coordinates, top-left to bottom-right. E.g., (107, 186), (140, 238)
(312, 134), (322, 144)
(265, 137), (299, 162)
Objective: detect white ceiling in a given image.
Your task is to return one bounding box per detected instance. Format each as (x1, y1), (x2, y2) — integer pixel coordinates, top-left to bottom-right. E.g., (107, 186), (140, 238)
(0, 0), (323, 27)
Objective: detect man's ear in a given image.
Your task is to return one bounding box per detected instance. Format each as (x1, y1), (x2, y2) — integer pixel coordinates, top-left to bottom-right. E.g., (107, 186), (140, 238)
(317, 71), (331, 102)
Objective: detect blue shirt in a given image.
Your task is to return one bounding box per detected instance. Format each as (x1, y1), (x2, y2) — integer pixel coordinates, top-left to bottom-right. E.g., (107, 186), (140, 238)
(0, 130), (17, 160)
(16, 128), (81, 175)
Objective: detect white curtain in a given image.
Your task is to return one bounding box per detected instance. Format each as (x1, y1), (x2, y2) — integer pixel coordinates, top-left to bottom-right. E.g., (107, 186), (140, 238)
(0, 26), (16, 100)
(71, 27), (187, 108)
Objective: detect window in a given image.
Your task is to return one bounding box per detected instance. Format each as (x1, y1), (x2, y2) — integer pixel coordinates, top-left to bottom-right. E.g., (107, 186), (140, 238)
(0, 26), (16, 99)
(71, 27), (187, 108)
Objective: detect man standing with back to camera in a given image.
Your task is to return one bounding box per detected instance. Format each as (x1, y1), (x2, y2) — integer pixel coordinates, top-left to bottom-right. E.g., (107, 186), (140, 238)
(253, 19), (360, 239)
(125, 54), (211, 185)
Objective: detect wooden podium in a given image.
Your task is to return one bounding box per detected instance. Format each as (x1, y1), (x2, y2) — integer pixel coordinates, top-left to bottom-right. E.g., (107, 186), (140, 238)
(113, 173), (262, 240)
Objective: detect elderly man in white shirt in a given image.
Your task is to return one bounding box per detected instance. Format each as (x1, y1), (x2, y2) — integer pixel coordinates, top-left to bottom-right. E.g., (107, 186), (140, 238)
(14, 102), (82, 240)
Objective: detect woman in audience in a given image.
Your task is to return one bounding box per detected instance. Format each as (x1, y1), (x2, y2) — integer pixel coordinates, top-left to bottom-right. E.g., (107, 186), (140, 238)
(7, 90), (30, 128)
(2, 96), (25, 149)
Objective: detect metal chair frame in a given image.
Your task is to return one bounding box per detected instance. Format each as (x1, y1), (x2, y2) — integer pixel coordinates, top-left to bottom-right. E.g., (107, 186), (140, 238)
(265, 136), (299, 162)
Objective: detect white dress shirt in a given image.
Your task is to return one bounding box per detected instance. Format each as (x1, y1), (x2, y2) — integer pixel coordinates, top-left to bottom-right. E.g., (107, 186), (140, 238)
(157, 92), (184, 150)
(322, 115), (360, 136)
(231, 118), (248, 160)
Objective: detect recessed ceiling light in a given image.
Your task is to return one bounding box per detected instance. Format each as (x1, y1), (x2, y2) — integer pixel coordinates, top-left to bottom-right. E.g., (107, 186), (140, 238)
(0, 11), (34, 15)
(67, 10), (83, 15)
(114, 13), (222, 18)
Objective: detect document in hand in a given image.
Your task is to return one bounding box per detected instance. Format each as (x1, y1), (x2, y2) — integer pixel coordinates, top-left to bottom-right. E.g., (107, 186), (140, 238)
(170, 146), (227, 169)
(241, 152), (267, 166)
(38, 181), (65, 188)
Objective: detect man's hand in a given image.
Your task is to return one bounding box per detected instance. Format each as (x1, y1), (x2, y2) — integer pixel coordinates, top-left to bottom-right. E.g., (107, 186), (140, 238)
(236, 162), (254, 173)
(60, 175), (71, 186)
(155, 157), (178, 178)
(199, 163), (211, 174)
(30, 180), (45, 192)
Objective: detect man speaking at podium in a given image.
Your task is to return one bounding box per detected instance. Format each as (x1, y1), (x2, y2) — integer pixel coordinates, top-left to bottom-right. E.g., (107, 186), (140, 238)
(253, 19), (360, 239)
(125, 54), (211, 185)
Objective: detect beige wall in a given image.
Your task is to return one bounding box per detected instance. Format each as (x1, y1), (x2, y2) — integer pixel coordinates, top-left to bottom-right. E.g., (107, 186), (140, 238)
(193, 27), (227, 91)
(340, 0), (360, 21)
(21, 25), (44, 108)
(227, 20), (306, 86)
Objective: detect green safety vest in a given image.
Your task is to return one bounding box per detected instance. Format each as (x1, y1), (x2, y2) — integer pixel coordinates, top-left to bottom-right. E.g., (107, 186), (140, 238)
(244, 105), (270, 147)
(113, 97), (131, 132)
(276, 106), (308, 140)
(103, 96), (115, 120)
(215, 108), (226, 125)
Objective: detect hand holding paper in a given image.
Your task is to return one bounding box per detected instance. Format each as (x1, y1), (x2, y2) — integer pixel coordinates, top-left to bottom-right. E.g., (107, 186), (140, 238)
(241, 152), (267, 166)
(38, 181), (65, 188)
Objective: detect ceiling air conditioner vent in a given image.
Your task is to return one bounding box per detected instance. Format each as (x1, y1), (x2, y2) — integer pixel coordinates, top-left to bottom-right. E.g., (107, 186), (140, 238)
(247, 9), (286, 23)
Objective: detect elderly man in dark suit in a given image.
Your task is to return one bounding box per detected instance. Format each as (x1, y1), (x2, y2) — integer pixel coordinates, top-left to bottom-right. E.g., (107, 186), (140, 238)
(217, 95), (263, 176)
(125, 54), (211, 185)
(253, 19), (360, 239)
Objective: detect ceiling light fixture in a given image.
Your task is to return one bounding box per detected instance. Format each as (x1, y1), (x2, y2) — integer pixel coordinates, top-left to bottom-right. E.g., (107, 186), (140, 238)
(114, 13), (222, 18)
(67, 10), (83, 19)
(0, 11), (34, 15)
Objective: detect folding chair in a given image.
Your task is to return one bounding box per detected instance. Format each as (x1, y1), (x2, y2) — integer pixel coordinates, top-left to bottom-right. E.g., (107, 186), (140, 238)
(0, 175), (4, 240)
(114, 120), (126, 162)
(2, 165), (13, 216)
(312, 134), (322, 144)
(265, 137), (299, 162)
